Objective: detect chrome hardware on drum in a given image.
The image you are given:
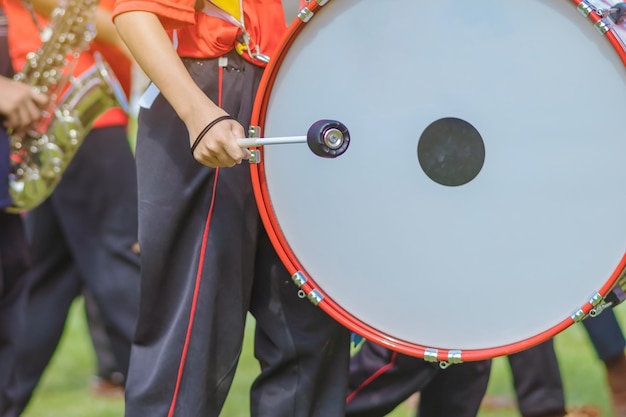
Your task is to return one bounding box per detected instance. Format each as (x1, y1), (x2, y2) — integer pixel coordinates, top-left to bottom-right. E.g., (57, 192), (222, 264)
(248, 0), (626, 363)
(6, 0), (128, 213)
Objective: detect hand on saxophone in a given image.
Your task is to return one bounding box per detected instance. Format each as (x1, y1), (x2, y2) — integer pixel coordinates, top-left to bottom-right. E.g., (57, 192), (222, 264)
(0, 76), (49, 131)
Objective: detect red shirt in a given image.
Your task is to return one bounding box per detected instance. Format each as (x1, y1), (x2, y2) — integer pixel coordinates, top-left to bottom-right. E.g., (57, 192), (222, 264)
(3, 0), (131, 128)
(112, 0), (287, 65)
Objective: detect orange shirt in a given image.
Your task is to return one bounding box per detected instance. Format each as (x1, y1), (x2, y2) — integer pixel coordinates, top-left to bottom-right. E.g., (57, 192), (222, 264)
(112, 0), (287, 65)
(3, 0), (131, 128)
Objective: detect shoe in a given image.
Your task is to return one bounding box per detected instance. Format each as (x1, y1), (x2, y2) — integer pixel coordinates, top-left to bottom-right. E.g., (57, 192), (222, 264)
(404, 393), (420, 412)
(564, 404), (602, 417)
(90, 375), (124, 398)
(606, 353), (626, 417)
(519, 405), (600, 417)
(481, 394), (516, 411)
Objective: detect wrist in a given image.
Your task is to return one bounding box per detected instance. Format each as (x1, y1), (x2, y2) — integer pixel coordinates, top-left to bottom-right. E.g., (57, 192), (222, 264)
(176, 92), (223, 125)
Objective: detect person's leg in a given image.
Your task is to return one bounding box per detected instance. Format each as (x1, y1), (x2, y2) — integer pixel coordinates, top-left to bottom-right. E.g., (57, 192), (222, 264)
(0, 213), (30, 412)
(48, 125), (140, 376)
(508, 340), (566, 417)
(124, 54), (260, 417)
(584, 309), (626, 361)
(3, 199), (82, 417)
(345, 342), (439, 417)
(418, 359), (491, 417)
(5, 123), (140, 416)
(583, 311), (626, 417)
(249, 228), (351, 417)
(84, 290), (125, 395)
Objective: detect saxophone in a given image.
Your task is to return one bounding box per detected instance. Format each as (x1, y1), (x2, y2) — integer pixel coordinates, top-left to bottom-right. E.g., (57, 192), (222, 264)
(6, 0), (128, 213)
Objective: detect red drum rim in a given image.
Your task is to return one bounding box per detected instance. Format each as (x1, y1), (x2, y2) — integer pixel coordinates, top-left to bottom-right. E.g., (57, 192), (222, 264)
(249, 0), (626, 362)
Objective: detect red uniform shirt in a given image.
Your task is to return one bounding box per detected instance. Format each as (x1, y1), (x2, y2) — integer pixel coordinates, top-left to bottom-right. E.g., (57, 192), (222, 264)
(112, 0), (287, 65)
(3, 0), (131, 128)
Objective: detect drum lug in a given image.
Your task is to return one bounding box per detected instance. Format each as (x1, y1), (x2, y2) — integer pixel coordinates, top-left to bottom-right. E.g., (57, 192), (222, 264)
(588, 292), (603, 307)
(292, 272), (324, 305)
(306, 289), (324, 305)
(594, 19), (610, 35)
(423, 348), (462, 368)
(587, 284), (626, 318)
(292, 271), (307, 287)
(439, 350), (463, 369)
(297, 7), (314, 22)
(249, 150), (261, 164)
(248, 125), (260, 138)
(575, 1), (611, 35)
(571, 309), (585, 322)
(587, 292), (609, 317)
(298, 0), (331, 22)
(572, 292), (611, 322)
(447, 350), (463, 364)
(247, 126), (262, 164)
(571, 308), (586, 323)
(424, 348), (439, 363)
(588, 283), (626, 317)
(577, 1), (593, 17)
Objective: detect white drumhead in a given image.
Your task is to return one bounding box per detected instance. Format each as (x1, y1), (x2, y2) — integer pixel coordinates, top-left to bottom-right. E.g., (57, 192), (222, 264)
(259, 0), (626, 352)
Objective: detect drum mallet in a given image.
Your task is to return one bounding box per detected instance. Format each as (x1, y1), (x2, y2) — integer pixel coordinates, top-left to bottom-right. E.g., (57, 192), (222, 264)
(237, 119), (350, 158)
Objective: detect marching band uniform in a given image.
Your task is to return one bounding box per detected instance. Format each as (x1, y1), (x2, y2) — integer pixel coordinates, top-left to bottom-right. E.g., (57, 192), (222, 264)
(506, 341), (567, 417)
(112, 1), (351, 416)
(0, 6), (32, 411)
(346, 341), (491, 417)
(490, 316), (626, 417)
(583, 311), (626, 416)
(0, 1), (140, 414)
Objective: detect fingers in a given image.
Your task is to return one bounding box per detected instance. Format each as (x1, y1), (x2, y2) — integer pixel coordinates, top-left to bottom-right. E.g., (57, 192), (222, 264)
(0, 82), (48, 130)
(223, 123), (248, 163)
(30, 89), (49, 107)
(7, 98), (42, 130)
(192, 118), (249, 168)
(23, 99), (43, 127)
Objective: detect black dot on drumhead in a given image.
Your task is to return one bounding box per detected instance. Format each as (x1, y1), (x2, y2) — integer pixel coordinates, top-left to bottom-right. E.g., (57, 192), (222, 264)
(417, 117), (486, 187)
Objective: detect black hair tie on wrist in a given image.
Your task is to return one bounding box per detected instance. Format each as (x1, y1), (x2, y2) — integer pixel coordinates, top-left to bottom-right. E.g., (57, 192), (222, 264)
(190, 115), (237, 157)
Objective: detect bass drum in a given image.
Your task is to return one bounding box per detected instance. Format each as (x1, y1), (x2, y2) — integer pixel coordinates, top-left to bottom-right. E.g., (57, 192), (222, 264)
(249, 0), (626, 363)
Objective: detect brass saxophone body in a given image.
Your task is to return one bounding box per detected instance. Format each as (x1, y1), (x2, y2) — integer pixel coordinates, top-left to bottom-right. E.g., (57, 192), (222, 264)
(6, 0), (128, 213)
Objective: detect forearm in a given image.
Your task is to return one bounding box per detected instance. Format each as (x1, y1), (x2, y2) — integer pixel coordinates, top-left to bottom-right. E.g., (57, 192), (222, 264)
(113, 11), (218, 121)
(114, 7), (248, 168)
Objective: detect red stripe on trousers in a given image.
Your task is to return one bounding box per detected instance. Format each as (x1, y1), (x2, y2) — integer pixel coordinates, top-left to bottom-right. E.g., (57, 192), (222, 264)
(167, 168), (221, 417)
(345, 351), (398, 404)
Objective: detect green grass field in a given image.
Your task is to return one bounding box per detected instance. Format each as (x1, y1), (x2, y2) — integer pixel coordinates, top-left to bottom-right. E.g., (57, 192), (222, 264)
(19, 298), (625, 417)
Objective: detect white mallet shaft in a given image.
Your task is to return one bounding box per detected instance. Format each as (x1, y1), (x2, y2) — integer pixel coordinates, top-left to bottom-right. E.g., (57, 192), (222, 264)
(237, 136), (307, 148)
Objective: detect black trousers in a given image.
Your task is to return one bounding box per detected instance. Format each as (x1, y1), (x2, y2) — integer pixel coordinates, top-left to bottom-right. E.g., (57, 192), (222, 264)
(346, 341), (491, 417)
(0, 8), (28, 412)
(583, 308), (626, 362)
(0, 213), (30, 413)
(125, 52), (350, 417)
(507, 340), (565, 417)
(84, 289), (124, 381)
(3, 125), (140, 416)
